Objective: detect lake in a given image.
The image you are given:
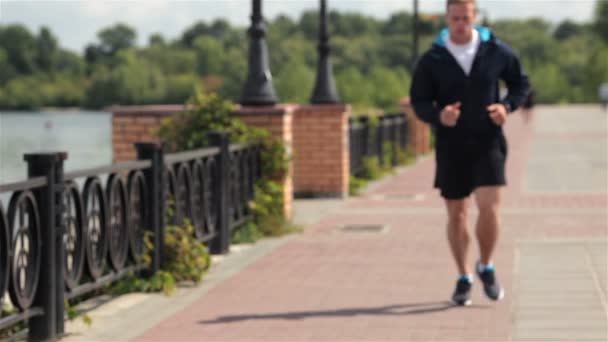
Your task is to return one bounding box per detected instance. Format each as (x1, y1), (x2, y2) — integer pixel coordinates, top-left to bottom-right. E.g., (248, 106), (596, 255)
(0, 111), (112, 184)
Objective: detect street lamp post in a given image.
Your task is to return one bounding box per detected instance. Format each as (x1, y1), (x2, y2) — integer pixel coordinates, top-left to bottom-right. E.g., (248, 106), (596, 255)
(310, 0), (340, 104)
(240, 0), (278, 106)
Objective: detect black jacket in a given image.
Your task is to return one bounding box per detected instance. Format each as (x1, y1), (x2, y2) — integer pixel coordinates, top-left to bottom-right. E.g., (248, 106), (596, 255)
(410, 26), (530, 139)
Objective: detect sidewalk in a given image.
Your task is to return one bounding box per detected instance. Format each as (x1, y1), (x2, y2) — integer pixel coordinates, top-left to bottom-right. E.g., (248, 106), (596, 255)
(65, 105), (607, 341)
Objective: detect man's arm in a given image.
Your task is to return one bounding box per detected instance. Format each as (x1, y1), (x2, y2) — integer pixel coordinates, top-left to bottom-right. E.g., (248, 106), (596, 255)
(499, 43), (530, 113)
(410, 57), (441, 126)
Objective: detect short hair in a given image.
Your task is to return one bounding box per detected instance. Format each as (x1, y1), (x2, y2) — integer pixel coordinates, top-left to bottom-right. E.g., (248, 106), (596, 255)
(447, 0), (476, 8)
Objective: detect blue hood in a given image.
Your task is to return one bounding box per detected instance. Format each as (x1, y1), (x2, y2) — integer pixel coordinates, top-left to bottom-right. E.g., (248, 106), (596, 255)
(433, 26), (492, 47)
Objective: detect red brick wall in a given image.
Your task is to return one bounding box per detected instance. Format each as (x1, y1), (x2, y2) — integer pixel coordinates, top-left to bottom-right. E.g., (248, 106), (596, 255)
(292, 104), (350, 198)
(234, 105), (295, 220)
(110, 104), (295, 220)
(400, 98), (432, 154)
(110, 105), (183, 162)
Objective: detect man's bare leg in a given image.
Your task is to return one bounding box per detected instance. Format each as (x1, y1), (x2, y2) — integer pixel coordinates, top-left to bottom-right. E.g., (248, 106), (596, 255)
(445, 198), (471, 276)
(474, 186), (502, 265)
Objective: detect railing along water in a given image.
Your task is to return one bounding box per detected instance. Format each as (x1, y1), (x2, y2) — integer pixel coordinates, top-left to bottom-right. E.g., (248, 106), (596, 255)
(0, 133), (262, 341)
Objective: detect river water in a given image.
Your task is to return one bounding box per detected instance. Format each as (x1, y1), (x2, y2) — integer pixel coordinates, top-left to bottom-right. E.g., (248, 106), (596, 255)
(0, 111), (112, 184)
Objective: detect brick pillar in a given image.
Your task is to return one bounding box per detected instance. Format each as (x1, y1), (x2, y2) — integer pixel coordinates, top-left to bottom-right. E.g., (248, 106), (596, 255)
(110, 105), (185, 162)
(234, 105), (295, 220)
(292, 104), (350, 198)
(400, 97), (431, 154)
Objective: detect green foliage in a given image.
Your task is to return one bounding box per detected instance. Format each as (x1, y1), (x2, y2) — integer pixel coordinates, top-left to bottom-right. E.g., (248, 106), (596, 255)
(594, 0), (608, 43)
(85, 50), (167, 108)
(111, 219), (210, 296)
(249, 180), (289, 237)
(232, 221), (263, 244)
(97, 23), (137, 56)
(0, 304), (26, 338)
(274, 61), (315, 104)
(65, 300), (93, 327)
(158, 91), (292, 241)
(397, 147), (416, 166)
(157, 91), (241, 151)
(1, 11), (606, 109)
(163, 220), (212, 283)
(193, 36), (225, 75)
(0, 24), (37, 74)
(359, 156), (384, 180)
(36, 27), (58, 72)
(349, 176), (368, 196)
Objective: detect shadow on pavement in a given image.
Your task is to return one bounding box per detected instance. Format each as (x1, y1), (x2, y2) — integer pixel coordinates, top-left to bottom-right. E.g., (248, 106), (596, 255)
(198, 301), (490, 324)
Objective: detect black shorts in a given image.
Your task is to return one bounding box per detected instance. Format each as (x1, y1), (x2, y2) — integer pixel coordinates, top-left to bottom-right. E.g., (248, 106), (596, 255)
(434, 134), (508, 199)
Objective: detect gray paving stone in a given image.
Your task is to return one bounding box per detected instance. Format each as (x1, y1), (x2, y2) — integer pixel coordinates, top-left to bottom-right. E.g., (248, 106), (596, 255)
(513, 239), (607, 342)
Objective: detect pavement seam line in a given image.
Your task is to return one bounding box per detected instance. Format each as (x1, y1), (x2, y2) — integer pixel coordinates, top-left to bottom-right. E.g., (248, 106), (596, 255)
(584, 242), (608, 313)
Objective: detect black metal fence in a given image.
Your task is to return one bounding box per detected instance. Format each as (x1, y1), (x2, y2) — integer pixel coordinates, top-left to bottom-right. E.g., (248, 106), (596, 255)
(348, 113), (409, 175)
(0, 132), (260, 341)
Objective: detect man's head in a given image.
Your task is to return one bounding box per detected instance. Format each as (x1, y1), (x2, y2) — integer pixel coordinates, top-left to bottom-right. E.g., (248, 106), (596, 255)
(446, 0), (478, 44)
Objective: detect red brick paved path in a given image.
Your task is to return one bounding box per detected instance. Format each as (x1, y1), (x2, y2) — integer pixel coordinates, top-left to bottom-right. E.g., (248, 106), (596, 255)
(136, 111), (606, 341)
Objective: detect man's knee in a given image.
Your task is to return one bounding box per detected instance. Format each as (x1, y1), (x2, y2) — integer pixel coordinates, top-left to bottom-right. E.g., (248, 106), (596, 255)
(475, 187), (501, 212)
(446, 199), (469, 229)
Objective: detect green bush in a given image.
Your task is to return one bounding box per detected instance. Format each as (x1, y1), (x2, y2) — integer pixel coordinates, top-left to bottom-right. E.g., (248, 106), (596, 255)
(349, 175), (368, 196)
(359, 156), (383, 180)
(157, 91), (292, 240)
(111, 219), (211, 296)
(396, 147), (416, 166)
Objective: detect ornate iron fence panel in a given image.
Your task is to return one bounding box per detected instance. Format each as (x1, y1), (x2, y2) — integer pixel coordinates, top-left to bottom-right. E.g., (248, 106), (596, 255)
(63, 181), (85, 291)
(106, 174), (129, 272)
(0, 136), (261, 340)
(349, 113), (409, 176)
(127, 171), (147, 262)
(0, 177), (47, 334)
(7, 190), (42, 311)
(82, 177), (108, 280)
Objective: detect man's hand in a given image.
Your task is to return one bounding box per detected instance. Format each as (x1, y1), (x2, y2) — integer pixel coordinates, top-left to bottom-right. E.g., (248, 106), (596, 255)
(487, 103), (508, 126)
(440, 102), (461, 127)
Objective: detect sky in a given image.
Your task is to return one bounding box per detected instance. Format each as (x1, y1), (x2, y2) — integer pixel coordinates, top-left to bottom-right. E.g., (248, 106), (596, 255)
(0, 0), (599, 53)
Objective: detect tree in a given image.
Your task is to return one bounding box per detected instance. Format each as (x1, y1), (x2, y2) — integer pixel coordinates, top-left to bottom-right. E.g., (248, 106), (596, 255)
(208, 19), (231, 39)
(553, 20), (583, 41)
(36, 27), (58, 71)
(382, 12), (413, 36)
(85, 50), (166, 108)
(97, 23), (137, 55)
(368, 66), (409, 110)
(336, 66), (372, 108)
(269, 15), (298, 37)
(84, 44), (103, 65)
(593, 0), (608, 43)
(149, 33), (166, 47)
(181, 21), (210, 47)
(274, 61), (314, 103)
(0, 24), (37, 74)
(193, 36), (225, 75)
(55, 49), (85, 76)
(0, 47), (17, 83)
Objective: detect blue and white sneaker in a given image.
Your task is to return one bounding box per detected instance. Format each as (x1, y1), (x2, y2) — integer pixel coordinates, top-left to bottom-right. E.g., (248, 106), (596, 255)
(451, 276), (473, 306)
(476, 261), (505, 301)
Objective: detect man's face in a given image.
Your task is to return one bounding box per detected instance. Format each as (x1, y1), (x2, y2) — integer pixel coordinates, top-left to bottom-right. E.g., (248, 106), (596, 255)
(446, 3), (477, 42)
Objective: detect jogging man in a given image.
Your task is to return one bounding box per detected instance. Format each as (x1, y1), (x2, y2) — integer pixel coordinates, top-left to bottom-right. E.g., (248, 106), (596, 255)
(409, 0), (530, 306)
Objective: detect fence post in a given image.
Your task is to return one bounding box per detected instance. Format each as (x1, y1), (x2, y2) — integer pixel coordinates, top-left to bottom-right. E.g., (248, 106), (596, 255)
(400, 113), (408, 150)
(209, 132), (231, 254)
(135, 142), (166, 275)
(377, 116), (385, 166)
(360, 116), (369, 158)
(24, 152), (67, 342)
(394, 115), (401, 166)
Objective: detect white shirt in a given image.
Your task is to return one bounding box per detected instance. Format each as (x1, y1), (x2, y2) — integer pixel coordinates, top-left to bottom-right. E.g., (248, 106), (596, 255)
(444, 29), (480, 76)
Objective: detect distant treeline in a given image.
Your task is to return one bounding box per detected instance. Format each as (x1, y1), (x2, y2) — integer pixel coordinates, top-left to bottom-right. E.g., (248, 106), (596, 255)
(0, 1), (607, 111)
